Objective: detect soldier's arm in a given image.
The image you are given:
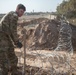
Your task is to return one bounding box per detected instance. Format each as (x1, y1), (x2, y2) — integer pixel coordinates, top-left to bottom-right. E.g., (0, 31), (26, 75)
(9, 14), (23, 48)
(9, 13), (19, 45)
(1, 12), (19, 45)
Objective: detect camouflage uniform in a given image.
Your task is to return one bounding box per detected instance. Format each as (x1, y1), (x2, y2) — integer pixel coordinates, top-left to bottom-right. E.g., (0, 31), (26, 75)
(0, 11), (19, 75)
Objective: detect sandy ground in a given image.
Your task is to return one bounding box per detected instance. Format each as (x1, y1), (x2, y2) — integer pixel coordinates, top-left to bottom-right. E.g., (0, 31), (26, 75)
(15, 48), (76, 75)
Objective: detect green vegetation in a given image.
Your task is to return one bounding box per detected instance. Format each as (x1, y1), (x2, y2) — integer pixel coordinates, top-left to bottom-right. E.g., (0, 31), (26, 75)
(56, 0), (76, 18)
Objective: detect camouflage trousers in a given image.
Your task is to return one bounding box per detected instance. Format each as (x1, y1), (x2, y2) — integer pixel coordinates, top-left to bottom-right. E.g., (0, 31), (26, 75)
(0, 47), (18, 75)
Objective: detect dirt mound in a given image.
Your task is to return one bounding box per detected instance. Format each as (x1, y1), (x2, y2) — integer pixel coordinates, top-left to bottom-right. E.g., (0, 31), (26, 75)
(70, 25), (76, 50)
(18, 18), (76, 50)
(18, 18), (48, 27)
(25, 20), (60, 50)
(28, 20), (76, 50)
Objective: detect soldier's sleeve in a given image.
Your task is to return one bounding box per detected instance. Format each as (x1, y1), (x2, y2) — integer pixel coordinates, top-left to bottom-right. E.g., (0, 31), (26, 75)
(1, 12), (19, 45)
(9, 12), (19, 45)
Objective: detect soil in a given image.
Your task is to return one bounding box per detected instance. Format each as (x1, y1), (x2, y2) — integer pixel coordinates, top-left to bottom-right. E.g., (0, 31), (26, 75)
(15, 48), (76, 75)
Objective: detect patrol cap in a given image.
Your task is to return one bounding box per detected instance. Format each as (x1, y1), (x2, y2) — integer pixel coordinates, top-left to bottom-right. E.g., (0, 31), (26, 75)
(17, 4), (26, 11)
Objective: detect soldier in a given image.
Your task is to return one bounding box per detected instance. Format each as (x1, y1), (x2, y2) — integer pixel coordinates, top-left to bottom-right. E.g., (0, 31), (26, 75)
(0, 4), (26, 75)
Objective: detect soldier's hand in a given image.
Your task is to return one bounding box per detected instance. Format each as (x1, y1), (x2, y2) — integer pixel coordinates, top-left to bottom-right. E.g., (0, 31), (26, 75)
(16, 41), (23, 48)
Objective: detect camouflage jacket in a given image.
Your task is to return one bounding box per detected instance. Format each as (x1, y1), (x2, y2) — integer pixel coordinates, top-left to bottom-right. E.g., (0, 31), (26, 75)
(0, 11), (19, 47)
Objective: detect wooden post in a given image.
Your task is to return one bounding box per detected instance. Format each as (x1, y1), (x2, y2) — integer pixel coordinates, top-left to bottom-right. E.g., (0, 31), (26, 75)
(23, 31), (26, 75)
